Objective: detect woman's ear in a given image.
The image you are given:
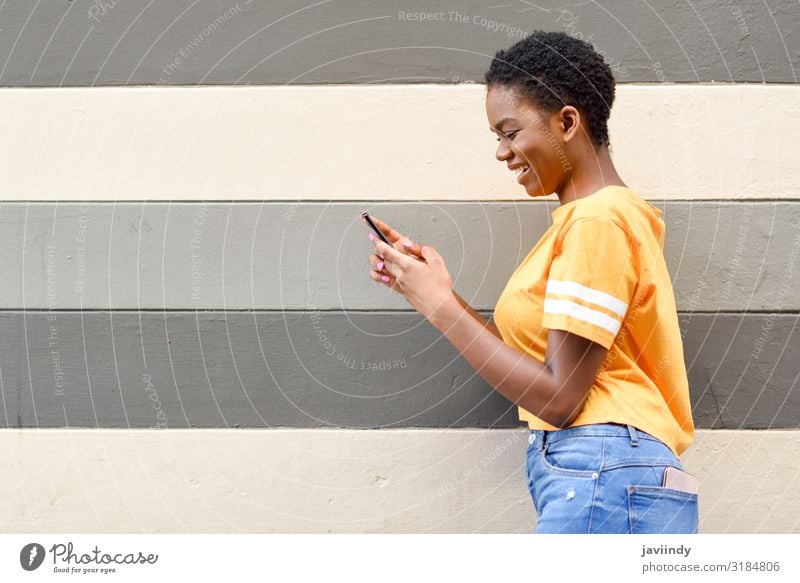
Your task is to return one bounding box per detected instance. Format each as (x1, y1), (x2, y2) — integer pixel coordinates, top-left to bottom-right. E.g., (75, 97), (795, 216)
(558, 106), (581, 143)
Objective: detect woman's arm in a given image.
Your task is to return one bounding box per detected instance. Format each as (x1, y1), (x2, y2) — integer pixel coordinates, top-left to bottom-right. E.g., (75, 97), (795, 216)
(361, 215), (503, 340)
(450, 290), (502, 340)
(370, 238), (607, 428)
(428, 295), (607, 428)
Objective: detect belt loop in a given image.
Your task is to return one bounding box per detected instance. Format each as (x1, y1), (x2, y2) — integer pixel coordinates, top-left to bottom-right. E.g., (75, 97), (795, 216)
(627, 424), (639, 447)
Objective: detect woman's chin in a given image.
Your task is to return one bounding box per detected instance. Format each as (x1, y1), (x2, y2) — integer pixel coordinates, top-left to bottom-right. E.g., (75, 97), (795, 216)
(524, 184), (547, 198)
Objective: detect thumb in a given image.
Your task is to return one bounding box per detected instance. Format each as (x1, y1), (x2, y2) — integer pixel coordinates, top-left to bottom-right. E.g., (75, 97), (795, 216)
(419, 245), (440, 263)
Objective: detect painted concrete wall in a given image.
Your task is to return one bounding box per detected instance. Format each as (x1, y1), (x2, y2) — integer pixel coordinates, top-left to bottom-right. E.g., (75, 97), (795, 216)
(2, 201), (797, 310)
(0, 86), (797, 200)
(1, 429), (798, 534)
(0, 1), (796, 85)
(0, 311), (796, 430)
(0, 0), (798, 533)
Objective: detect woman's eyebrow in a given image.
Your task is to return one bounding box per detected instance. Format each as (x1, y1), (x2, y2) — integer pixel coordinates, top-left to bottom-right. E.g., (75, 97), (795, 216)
(492, 117), (518, 131)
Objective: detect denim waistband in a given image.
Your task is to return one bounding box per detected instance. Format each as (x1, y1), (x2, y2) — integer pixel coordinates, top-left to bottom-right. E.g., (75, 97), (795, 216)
(530, 423), (663, 451)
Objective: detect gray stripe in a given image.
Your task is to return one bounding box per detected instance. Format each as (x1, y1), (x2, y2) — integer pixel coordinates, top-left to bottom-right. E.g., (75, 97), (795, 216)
(4, 201), (799, 311)
(0, 1), (796, 86)
(2, 311), (796, 429)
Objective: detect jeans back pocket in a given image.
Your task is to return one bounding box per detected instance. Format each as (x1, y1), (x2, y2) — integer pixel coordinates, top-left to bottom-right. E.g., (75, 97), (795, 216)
(627, 485), (699, 534)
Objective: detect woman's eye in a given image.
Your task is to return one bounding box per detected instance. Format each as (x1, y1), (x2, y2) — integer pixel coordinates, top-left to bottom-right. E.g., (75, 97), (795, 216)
(495, 131), (519, 142)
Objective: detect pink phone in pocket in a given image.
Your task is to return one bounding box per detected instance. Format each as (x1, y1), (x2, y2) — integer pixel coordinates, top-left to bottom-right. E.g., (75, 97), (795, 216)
(663, 467), (699, 494)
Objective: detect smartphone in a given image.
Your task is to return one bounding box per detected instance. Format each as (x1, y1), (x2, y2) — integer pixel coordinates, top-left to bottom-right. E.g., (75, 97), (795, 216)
(361, 212), (392, 245)
(662, 467), (699, 494)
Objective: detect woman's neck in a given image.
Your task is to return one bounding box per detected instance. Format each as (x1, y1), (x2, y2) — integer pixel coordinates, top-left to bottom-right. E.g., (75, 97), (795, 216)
(556, 147), (625, 206)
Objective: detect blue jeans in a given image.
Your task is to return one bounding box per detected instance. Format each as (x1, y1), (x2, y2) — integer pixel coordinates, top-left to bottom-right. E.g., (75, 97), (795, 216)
(526, 423), (699, 534)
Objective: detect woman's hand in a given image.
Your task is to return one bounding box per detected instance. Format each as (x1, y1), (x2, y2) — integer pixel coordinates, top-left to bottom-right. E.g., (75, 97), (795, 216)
(364, 215), (455, 321)
(362, 214), (423, 258)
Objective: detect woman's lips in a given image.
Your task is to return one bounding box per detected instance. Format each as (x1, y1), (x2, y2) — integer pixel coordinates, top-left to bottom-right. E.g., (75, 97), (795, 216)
(516, 166), (531, 184)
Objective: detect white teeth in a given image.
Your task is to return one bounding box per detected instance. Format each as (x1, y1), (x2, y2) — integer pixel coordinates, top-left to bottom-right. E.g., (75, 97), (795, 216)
(515, 166), (529, 177)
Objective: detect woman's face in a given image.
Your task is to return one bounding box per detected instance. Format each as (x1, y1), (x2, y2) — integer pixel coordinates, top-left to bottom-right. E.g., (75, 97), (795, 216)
(485, 86), (572, 198)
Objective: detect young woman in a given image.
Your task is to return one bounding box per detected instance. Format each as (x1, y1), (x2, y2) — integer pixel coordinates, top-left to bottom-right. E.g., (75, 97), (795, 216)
(365, 31), (697, 534)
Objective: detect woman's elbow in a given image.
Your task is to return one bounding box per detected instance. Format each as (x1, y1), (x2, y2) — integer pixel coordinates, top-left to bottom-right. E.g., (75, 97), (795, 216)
(522, 403), (573, 429)
(553, 400), (587, 429)
(543, 411), (573, 429)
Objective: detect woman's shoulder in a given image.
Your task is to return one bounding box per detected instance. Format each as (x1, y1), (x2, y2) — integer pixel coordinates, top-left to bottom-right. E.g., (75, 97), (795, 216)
(566, 186), (640, 228)
(561, 185), (665, 253)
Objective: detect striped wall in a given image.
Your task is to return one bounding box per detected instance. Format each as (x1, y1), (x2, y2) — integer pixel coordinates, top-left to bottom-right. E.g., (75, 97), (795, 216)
(0, 85), (798, 200)
(1, 0), (799, 534)
(0, 1), (796, 85)
(3, 429), (799, 533)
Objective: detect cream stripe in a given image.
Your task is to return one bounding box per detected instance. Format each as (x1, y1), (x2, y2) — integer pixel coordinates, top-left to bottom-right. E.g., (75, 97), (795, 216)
(0, 429), (797, 533)
(546, 279), (628, 317)
(543, 298), (621, 335)
(0, 85), (797, 201)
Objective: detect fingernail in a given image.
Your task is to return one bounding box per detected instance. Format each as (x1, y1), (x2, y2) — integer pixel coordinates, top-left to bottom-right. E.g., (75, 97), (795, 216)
(368, 232), (375, 241)
(381, 275), (391, 283)
(402, 240), (414, 248)
(376, 261), (384, 271)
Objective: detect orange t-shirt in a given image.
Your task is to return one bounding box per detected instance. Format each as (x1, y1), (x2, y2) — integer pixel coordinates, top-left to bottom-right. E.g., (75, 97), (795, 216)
(493, 186), (694, 456)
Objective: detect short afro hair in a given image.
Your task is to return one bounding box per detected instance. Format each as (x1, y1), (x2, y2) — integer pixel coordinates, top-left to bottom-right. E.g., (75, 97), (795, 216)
(485, 31), (615, 148)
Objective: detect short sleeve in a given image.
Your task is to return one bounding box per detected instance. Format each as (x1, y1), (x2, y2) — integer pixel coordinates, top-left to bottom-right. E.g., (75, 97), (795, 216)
(542, 218), (637, 349)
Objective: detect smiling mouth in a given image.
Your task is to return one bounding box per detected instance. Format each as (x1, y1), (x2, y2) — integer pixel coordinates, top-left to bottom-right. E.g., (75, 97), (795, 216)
(515, 165), (530, 183)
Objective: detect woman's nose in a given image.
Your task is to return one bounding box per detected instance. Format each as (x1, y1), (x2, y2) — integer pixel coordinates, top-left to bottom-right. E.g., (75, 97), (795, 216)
(495, 142), (513, 162)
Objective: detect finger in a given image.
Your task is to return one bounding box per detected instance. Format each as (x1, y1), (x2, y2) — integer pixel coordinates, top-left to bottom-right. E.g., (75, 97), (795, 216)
(363, 215), (405, 245)
(368, 267), (398, 290)
(399, 239), (424, 259)
(368, 253), (382, 269)
(419, 244), (441, 265)
(373, 240), (412, 269)
(362, 215), (423, 259)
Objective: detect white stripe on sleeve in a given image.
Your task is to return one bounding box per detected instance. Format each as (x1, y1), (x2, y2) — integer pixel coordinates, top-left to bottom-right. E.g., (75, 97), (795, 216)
(543, 298), (622, 335)
(545, 279), (628, 317)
